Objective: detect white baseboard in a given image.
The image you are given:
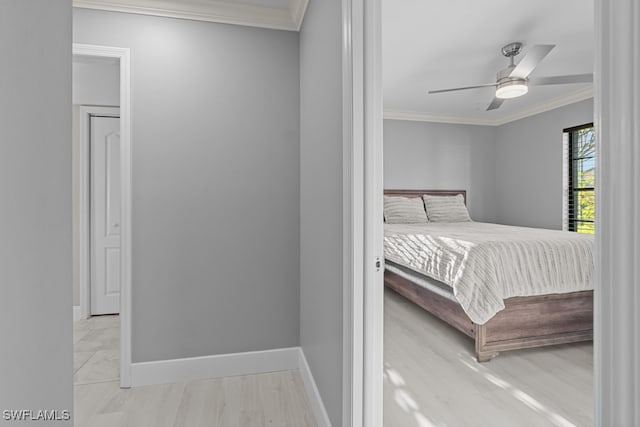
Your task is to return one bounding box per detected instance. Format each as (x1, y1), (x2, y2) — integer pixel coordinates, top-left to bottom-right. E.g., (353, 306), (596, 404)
(72, 306), (82, 321)
(129, 346), (331, 426)
(298, 349), (332, 427)
(130, 347), (300, 387)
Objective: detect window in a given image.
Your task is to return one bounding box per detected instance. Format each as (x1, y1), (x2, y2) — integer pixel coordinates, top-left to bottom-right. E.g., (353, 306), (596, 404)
(564, 123), (595, 234)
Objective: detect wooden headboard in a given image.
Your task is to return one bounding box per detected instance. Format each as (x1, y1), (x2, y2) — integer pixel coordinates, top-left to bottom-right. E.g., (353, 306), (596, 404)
(384, 189), (467, 205)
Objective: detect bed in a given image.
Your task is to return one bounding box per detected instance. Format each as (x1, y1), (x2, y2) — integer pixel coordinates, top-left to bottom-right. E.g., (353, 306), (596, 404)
(383, 189), (594, 362)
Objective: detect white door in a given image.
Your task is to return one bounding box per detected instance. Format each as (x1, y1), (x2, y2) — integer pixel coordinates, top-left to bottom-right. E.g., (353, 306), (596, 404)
(91, 116), (121, 315)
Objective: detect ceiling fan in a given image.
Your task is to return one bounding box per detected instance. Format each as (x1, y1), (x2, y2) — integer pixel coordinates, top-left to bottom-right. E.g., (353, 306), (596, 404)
(427, 42), (593, 111)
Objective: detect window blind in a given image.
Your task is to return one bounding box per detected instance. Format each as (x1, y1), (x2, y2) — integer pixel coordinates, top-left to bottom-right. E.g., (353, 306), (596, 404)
(564, 123), (595, 234)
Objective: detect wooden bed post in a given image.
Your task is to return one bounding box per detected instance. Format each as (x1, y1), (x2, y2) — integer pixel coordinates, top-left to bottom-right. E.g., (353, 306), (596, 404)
(474, 324), (499, 362)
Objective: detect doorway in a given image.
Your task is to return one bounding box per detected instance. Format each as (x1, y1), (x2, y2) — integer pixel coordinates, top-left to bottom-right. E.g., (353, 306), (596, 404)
(365, 1), (593, 425)
(72, 43), (132, 389)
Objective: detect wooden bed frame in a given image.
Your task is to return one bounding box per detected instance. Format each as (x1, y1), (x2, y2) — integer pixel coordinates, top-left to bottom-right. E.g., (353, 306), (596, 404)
(384, 189), (593, 362)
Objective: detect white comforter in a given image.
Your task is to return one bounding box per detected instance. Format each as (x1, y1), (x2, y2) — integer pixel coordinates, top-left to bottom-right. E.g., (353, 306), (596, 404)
(384, 222), (594, 324)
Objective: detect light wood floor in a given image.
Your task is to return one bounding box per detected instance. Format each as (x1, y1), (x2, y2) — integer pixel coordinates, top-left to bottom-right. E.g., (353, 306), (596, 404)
(384, 288), (594, 427)
(73, 316), (316, 427)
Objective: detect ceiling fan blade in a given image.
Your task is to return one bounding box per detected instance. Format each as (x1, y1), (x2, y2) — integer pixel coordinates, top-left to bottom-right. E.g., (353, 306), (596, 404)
(486, 97), (505, 111)
(509, 44), (556, 78)
(428, 83), (496, 94)
(529, 73), (593, 85)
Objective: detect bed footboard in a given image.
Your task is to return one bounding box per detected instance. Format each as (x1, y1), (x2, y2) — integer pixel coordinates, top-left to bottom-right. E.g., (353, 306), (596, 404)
(384, 269), (593, 362)
(474, 291), (593, 361)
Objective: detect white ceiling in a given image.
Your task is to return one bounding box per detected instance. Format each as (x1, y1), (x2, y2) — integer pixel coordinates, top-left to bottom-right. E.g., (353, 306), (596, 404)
(383, 0), (594, 125)
(74, 0), (308, 31)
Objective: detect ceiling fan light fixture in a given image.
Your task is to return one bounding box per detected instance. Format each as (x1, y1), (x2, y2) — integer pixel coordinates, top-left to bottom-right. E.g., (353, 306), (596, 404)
(495, 79), (528, 99)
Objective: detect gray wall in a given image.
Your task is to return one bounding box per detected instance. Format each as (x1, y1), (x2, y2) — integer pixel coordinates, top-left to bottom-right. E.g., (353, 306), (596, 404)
(384, 120), (498, 222)
(495, 99), (593, 229)
(0, 0), (73, 423)
(72, 59), (120, 106)
(299, 0), (343, 424)
(73, 9), (301, 362)
(384, 99), (594, 227)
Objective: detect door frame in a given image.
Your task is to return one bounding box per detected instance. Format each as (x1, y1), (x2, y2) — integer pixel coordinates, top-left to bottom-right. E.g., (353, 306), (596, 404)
(354, 1), (638, 426)
(342, 0), (384, 425)
(79, 105), (120, 320)
(73, 43), (132, 388)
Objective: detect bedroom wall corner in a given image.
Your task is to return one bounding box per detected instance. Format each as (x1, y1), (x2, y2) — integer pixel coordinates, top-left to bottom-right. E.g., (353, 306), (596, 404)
(383, 119), (499, 223)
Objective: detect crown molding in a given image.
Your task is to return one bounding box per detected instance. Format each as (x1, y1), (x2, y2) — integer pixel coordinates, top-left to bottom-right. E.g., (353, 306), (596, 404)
(289, 0), (309, 30)
(384, 86), (594, 127)
(73, 0), (304, 31)
(493, 86), (594, 125)
(383, 110), (495, 126)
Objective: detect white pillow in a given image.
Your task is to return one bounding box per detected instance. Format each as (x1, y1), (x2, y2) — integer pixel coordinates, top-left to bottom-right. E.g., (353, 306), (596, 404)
(384, 196), (428, 224)
(422, 194), (471, 222)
